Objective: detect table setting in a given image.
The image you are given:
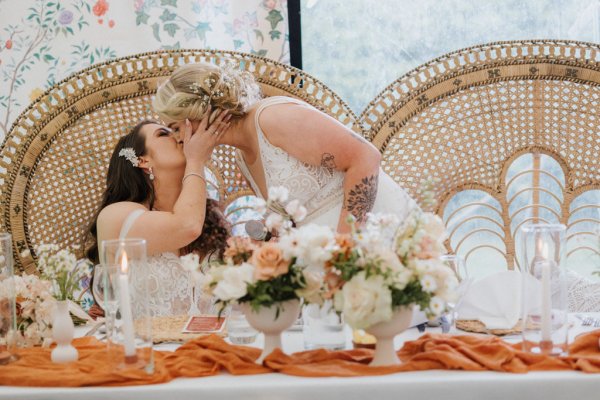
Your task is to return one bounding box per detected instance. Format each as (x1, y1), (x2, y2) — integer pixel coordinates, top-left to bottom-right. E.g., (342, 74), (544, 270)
(1, 188), (600, 400)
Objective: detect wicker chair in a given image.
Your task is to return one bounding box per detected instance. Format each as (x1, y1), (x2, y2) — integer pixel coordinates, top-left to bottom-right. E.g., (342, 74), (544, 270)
(0, 50), (361, 273)
(361, 40), (600, 277)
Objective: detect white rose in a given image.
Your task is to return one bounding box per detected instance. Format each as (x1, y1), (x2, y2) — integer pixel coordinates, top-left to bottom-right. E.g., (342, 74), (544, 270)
(284, 200), (307, 222)
(265, 213), (284, 231)
(295, 270), (323, 305)
(268, 186), (289, 204)
(213, 263), (255, 301)
(336, 272), (393, 330)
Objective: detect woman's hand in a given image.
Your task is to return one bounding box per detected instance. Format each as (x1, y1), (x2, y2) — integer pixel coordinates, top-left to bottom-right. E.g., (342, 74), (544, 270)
(183, 108), (231, 166)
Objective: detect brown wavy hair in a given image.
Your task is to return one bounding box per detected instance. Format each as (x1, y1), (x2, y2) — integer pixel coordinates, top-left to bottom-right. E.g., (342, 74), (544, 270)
(85, 120), (230, 263)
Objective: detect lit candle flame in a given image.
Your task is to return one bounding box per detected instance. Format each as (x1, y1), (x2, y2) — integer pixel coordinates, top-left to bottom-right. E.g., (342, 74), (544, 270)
(121, 251), (128, 274)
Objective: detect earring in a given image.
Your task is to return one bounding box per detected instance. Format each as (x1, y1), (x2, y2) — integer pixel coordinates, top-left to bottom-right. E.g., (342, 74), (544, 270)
(149, 167), (155, 181)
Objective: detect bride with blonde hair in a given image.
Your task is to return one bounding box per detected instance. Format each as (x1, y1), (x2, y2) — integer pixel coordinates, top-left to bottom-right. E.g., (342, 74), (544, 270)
(153, 63), (417, 233)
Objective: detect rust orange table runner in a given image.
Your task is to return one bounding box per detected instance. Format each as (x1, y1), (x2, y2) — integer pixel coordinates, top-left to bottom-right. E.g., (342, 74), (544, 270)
(1, 331), (600, 387)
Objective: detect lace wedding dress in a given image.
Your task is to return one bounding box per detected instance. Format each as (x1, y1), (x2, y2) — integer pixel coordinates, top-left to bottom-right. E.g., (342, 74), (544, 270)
(120, 209), (192, 317)
(236, 96), (418, 229)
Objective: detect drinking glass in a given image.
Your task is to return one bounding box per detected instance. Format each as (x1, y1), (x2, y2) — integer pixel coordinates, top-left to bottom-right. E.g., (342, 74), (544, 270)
(102, 239), (153, 372)
(302, 300), (346, 350)
(226, 304), (257, 344)
(0, 233), (17, 363)
(520, 224), (568, 356)
(439, 254), (472, 333)
(92, 264), (119, 341)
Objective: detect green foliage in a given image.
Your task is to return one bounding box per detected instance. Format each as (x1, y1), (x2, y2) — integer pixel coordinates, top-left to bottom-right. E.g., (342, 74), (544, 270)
(265, 9), (283, 30)
(239, 265), (302, 311)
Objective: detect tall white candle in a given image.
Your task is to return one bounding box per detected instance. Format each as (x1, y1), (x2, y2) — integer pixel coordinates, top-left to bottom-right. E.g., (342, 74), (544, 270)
(540, 260), (552, 342)
(118, 252), (136, 358)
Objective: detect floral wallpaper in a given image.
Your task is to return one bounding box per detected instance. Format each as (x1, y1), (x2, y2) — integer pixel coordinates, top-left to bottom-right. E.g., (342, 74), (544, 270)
(0, 0), (290, 139)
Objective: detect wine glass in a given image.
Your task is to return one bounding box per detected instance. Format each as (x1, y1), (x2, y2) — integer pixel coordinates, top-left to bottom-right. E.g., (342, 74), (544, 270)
(439, 254), (472, 333)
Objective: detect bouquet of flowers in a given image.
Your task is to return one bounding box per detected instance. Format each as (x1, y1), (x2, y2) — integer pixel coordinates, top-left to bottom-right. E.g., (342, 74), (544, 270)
(37, 244), (91, 302)
(0, 274), (55, 347)
(327, 211), (458, 330)
(193, 187), (333, 316)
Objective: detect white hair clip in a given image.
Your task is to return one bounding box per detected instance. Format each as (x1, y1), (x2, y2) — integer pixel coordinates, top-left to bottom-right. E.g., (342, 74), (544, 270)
(119, 148), (140, 167)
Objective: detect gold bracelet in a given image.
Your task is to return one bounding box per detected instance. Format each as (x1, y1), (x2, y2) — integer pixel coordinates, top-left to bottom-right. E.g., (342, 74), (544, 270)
(182, 172), (207, 186)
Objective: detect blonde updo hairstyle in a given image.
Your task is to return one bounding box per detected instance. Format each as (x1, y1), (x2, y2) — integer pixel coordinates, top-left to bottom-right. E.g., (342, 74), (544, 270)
(153, 62), (262, 124)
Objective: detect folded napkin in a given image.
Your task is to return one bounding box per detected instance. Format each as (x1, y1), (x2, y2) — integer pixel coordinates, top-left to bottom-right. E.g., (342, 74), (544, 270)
(456, 271), (541, 330)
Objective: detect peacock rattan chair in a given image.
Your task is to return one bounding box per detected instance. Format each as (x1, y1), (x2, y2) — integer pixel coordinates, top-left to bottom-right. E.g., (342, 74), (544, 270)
(361, 40), (600, 277)
(0, 49), (361, 273)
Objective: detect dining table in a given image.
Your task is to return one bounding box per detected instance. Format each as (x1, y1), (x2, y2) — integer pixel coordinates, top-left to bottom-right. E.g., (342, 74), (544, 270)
(1, 315), (600, 400)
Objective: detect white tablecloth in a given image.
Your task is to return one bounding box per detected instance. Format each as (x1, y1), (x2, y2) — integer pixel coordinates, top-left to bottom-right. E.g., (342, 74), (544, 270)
(1, 317), (600, 400)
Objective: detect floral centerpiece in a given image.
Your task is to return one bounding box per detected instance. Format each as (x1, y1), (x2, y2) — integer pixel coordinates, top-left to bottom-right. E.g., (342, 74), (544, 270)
(327, 211), (457, 365)
(36, 245), (91, 362)
(191, 187), (334, 362)
(0, 274), (55, 347)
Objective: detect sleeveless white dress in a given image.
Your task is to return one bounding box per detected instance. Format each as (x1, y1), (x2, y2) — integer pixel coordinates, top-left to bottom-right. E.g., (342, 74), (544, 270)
(236, 96), (418, 228)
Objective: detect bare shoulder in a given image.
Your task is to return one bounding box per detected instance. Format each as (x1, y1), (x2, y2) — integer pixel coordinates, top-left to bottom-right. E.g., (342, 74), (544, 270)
(97, 202), (148, 240)
(257, 98), (322, 141)
(98, 202), (147, 221)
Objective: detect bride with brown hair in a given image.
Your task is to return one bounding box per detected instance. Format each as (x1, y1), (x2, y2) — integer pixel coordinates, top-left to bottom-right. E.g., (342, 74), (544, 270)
(86, 113), (231, 317)
(153, 63), (418, 233)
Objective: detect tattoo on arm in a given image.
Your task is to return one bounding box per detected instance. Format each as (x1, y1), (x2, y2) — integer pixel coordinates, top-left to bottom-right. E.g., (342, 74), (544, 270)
(321, 153), (337, 174)
(345, 174), (378, 222)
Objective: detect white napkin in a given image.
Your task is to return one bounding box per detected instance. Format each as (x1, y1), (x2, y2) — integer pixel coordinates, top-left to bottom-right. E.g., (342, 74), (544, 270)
(456, 270), (541, 330)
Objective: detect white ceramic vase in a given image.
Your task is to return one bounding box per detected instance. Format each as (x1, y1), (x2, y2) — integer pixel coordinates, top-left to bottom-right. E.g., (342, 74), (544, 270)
(242, 299), (301, 364)
(365, 306), (413, 366)
(51, 300), (78, 363)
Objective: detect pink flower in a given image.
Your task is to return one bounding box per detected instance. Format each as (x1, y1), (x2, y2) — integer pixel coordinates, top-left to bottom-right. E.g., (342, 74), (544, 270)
(93, 0), (109, 17)
(108, 19), (115, 28)
(263, 0), (278, 10)
(134, 0), (144, 12)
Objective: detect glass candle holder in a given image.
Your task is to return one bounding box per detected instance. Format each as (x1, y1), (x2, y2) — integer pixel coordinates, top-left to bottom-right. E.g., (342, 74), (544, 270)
(0, 233), (17, 364)
(102, 239), (153, 373)
(520, 224), (568, 356)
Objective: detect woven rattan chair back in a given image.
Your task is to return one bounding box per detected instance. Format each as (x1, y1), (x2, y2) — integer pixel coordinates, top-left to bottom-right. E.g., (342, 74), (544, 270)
(0, 50), (360, 273)
(361, 40), (600, 275)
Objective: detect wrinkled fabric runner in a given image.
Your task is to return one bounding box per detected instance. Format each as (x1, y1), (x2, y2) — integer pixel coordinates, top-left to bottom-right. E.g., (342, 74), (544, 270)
(1, 331), (600, 387)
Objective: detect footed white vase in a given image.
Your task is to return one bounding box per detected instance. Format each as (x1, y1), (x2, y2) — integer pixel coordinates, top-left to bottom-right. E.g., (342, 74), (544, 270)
(242, 299), (301, 364)
(51, 300), (78, 363)
(365, 306), (413, 366)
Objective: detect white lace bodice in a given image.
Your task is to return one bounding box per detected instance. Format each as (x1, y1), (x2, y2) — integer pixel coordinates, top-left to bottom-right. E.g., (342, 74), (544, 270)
(120, 210), (192, 317)
(236, 96), (345, 224)
(566, 271), (600, 312)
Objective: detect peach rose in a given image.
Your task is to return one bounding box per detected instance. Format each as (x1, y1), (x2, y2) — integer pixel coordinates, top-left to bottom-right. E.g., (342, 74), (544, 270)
(251, 243), (289, 281)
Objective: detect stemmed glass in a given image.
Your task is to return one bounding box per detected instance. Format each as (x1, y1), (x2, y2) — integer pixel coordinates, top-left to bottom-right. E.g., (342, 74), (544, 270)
(439, 254), (472, 333)
(92, 264), (119, 343)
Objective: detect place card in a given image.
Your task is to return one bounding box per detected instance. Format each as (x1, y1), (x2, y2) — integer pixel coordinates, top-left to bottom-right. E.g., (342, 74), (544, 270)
(182, 315), (226, 334)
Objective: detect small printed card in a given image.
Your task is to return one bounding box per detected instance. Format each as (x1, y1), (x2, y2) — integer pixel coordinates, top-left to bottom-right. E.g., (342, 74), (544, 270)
(182, 315), (226, 334)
